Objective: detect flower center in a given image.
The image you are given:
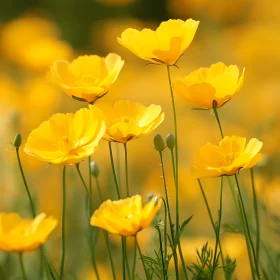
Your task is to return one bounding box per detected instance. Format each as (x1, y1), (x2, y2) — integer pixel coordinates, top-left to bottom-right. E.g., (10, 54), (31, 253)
(112, 116), (138, 125)
(222, 152), (240, 165)
(75, 75), (101, 87)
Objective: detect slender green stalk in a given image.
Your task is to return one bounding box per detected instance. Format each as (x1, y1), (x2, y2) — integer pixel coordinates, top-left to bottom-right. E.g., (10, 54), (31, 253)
(60, 166), (66, 280)
(197, 179), (226, 277)
(108, 142), (121, 199)
(136, 237), (149, 279)
(234, 175), (260, 279)
(124, 237), (131, 280)
(132, 237), (137, 280)
(166, 66), (179, 235)
(15, 148), (36, 217)
(94, 176), (117, 280)
(212, 103), (224, 138)
(211, 177), (224, 280)
(170, 149), (188, 279)
(160, 197), (168, 262)
(76, 164), (93, 204)
(123, 143), (129, 197)
(88, 157), (100, 280)
(19, 253), (28, 280)
(159, 151), (179, 279)
(251, 168), (260, 268)
(156, 225), (167, 280)
(122, 236), (126, 280)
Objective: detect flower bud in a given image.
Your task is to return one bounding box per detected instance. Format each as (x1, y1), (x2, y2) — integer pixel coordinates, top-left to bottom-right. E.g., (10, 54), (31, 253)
(166, 133), (175, 150)
(90, 161), (99, 178)
(13, 133), (22, 148)
(153, 134), (165, 152)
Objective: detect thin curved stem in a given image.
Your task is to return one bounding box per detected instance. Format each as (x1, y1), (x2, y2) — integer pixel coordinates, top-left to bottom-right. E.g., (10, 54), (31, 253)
(123, 143), (129, 197)
(234, 174), (260, 279)
(108, 142), (121, 199)
(60, 166), (66, 280)
(122, 236), (126, 280)
(132, 237), (137, 279)
(19, 253), (28, 280)
(159, 151), (179, 279)
(136, 237), (149, 279)
(166, 66), (179, 235)
(160, 197), (168, 262)
(76, 164), (93, 205)
(156, 225), (167, 280)
(213, 105), (224, 138)
(251, 168), (260, 268)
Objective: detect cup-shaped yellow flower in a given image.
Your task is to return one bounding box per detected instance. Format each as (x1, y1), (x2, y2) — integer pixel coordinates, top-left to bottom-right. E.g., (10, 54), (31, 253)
(91, 100), (164, 143)
(191, 136), (263, 178)
(0, 213), (57, 252)
(49, 53), (124, 103)
(173, 62), (245, 109)
(90, 195), (161, 236)
(24, 107), (106, 165)
(117, 19), (199, 65)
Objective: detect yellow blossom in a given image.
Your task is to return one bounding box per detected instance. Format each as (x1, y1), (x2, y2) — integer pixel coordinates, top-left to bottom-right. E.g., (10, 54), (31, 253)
(117, 19), (199, 65)
(191, 136), (263, 178)
(173, 62), (245, 108)
(91, 100), (164, 143)
(90, 195), (161, 236)
(49, 53), (124, 103)
(0, 213), (57, 252)
(24, 107), (106, 165)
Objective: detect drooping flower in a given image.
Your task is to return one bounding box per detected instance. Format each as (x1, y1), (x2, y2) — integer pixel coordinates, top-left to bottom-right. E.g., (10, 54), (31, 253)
(49, 53), (124, 103)
(24, 107), (106, 165)
(117, 19), (199, 65)
(0, 213), (57, 252)
(90, 195), (161, 236)
(91, 100), (164, 143)
(191, 136), (263, 178)
(173, 62), (245, 109)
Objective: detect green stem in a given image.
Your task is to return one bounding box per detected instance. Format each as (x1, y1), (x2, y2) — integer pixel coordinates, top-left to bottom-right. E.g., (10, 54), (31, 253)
(122, 236), (126, 280)
(88, 157), (100, 280)
(108, 142), (121, 199)
(156, 225), (167, 280)
(212, 104), (224, 138)
(19, 253), (28, 280)
(132, 237), (137, 280)
(136, 237), (149, 279)
(160, 197), (168, 262)
(94, 177), (117, 280)
(234, 175), (260, 279)
(166, 66), (179, 235)
(170, 150), (188, 279)
(123, 143), (129, 197)
(159, 151), (179, 279)
(197, 179), (226, 277)
(15, 148), (36, 217)
(60, 166), (66, 280)
(75, 164), (93, 205)
(124, 237), (131, 280)
(211, 177), (224, 280)
(251, 168), (260, 268)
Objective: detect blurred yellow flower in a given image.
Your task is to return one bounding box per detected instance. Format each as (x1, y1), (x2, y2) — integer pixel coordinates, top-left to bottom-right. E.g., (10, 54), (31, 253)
(91, 100), (164, 143)
(24, 107), (106, 165)
(173, 62), (245, 108)
(90, 195), (161, 236)
(117, 19), (199, 65)
(49, 53), (124, 103)
(0, 213), (57, 252)
(191, 136), (263, 178)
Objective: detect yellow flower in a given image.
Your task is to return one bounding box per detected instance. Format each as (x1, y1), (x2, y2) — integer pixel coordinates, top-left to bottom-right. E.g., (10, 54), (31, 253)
(91, 100), (164, 143)
(117, 19), (199, 65)
(90, 195), (161, 236)
(49, 53), (124, 103)
(191, 136), (263, 178)
(0, 213), (57, 252)
(24, 107), (106, 165)
(173, 62), (245, 108)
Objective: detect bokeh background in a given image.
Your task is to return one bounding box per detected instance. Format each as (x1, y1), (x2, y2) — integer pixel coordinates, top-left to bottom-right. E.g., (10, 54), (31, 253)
(0, 0), (279, 279)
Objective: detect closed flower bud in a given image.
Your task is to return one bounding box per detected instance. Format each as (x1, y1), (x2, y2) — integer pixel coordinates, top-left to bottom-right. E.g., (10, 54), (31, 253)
(13, 133), (22, 148)
(154, 134), (165, 152)
(166, 133), (175, 150)
(90, 161), (99, 177)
